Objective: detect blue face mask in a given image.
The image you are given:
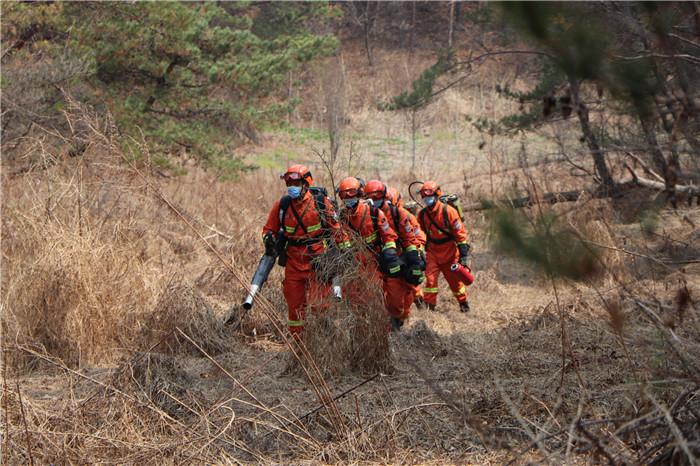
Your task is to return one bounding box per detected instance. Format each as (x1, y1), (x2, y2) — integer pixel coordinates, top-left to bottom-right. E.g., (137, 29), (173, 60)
(371, 198), (384, 209)
(287, 186), (302, 199)
(344, 198), (359, 210)
(423, 196), (437, 208)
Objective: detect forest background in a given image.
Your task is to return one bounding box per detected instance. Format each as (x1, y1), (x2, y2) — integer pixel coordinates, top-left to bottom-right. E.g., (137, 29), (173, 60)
(1, 2), (699, 464)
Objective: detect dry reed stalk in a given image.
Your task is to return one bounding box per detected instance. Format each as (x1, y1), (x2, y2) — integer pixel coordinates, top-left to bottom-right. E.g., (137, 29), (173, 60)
(56, 95), (349, 438)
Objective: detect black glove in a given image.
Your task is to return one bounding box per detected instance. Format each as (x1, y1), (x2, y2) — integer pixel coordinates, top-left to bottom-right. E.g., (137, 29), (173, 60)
(264, 232), (277, 256)
(405, 263), (425, 285)
(404, 249), (420, 267)
(458, 243), (471, 267)
(380, 248), (403, 277)
(402, 249), (425, 285)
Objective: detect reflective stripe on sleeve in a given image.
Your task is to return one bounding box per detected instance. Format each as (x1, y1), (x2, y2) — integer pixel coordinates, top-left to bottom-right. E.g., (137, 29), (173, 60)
(382, 241), (396, 250)
(288, 320), (304, 327)
(423, 287), (439, 293)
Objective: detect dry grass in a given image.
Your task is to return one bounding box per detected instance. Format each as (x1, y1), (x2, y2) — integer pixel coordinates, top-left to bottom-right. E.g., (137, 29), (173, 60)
(284, 244), (394, 379)
(140, 281), (230, 357)
(2, 63), (700, 465)
(2, 215), (159, 370)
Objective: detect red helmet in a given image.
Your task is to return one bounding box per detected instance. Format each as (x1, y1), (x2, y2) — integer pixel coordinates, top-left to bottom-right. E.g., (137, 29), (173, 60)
(364, 180), (387, 201)
(419, 180), (441, 198)
(280, 164), (313, 186)
(338, 177), (362, 199)
(387, 187), (402, 207)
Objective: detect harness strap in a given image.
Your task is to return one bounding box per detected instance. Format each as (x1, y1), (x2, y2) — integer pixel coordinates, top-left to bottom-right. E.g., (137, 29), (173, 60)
(420, 204), (454, 243)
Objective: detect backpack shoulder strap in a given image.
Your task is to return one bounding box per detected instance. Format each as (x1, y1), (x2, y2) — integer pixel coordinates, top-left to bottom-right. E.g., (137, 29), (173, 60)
(390, 205), (404, 248)
(312, 190), (329, 229)
(369, 205), (383, 248)
(390, 205), (400, 230)
(370, 205), (379, 232)
(279, 195), (292, 225)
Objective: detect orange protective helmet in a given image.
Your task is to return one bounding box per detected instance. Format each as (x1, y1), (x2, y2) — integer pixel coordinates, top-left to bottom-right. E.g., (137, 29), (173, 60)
(419, 180), (442, 198)
(338, 177), (362, 199)
(387, 187), (402, 207)
(364, 180), (387, 201)
(280, 164), (313, 186)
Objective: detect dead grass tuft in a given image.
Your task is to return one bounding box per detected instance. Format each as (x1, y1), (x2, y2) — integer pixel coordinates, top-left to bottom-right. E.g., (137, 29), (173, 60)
(141, 281), (230, 356)
(3, 219), (157, 371)
(286, 246), (393, 378)
(565, 199), (625, 281)
(114, 352), (202, 418)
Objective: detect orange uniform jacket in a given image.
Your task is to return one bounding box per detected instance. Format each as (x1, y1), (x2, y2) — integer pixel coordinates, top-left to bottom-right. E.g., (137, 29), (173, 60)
(379, 203), (422, 254)
(418, 201), (469, 305)
(262, 191), (349, 273)
(418, 201), (468, 264)
(262, 190), (349, 333)
(343, 200), (398, 256)
(343, 201), (414, 320)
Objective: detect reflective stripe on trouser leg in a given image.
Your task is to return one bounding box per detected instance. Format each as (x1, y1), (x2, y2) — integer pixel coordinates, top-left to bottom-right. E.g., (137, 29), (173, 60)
(439, 262), (468, 303)
(423, 254), (441, 305)
(283, 275), (308, 334)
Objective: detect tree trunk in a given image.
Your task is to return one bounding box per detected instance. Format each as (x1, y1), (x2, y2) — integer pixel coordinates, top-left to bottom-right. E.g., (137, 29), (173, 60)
(363, 1), (374, 67)
(410, 2), (416, 57)
(638, 116), (670, 185)
(691, 1), (700, 41)
(411, 108), (417, 172)
(569, 78), (616, 194)
(448, 1), (455, 48)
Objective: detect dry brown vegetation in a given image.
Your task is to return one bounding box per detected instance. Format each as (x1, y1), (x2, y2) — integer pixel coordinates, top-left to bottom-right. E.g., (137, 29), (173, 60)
(3, 45), (700, 466)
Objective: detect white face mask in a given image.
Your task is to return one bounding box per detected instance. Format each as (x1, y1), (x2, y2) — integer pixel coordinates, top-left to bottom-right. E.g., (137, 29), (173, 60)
(371, 198), (384, 209)
(343, 198), (359, 209)
(423, 196), (437, 208)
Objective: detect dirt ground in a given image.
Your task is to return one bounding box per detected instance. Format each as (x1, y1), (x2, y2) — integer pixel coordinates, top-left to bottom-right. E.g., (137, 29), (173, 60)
(7, 184), (699, 464)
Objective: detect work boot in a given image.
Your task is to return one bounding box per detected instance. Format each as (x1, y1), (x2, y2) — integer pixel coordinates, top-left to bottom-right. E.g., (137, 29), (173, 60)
(390, 317), (404, 331)
(427, 303), (437, 312)
(414, 295), (427, 310)
(459, 301), (470, 313)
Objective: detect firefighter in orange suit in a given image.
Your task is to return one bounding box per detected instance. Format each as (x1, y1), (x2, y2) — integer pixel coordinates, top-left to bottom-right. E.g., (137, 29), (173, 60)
(336, 177), (405, 329)
(417, 181), (471, 312)
(387, 187), (428, 309)
(364, 181), (424, 329)
(262, 165), (350, 334)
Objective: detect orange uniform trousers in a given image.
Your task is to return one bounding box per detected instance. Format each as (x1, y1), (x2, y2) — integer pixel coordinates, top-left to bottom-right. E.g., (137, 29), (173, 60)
(383, 276), (414, 320)
(282, 246), (329, 334)
(423, 248), (468, 306)
(343, 259), (414, 322)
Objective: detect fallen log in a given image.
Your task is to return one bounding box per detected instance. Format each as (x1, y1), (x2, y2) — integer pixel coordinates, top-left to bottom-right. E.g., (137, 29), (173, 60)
(462, 174), (700, 212)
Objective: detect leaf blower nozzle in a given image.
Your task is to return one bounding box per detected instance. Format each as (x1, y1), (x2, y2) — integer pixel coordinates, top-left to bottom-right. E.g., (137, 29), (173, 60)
(242, 285), (259, 310)
(332, 276), (342, 301)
